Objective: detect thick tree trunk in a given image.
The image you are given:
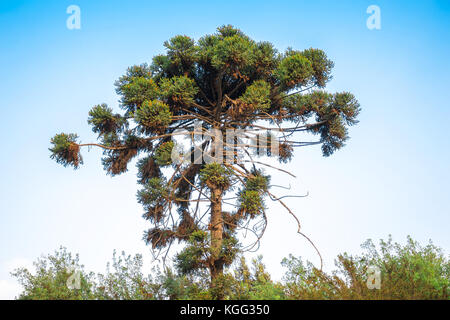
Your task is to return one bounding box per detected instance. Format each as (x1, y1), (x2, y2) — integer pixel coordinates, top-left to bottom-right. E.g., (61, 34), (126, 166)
(209, 186), (224, 292)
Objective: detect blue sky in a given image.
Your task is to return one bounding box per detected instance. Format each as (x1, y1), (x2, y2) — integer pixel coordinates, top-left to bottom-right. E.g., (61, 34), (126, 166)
(0, 0), (449, 298)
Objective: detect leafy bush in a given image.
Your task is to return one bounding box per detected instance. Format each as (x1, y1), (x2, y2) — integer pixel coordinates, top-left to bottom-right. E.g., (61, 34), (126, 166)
(282, 235), (449, 300)
(11, 236), (449, 300)
(11, 246), (95, 300)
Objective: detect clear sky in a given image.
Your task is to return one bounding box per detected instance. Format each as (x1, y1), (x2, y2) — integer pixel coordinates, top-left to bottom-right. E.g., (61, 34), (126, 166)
(1, 0), (449, 299)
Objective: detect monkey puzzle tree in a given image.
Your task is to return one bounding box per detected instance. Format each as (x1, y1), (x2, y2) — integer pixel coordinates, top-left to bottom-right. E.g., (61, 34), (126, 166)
(49, 25), (360, 297)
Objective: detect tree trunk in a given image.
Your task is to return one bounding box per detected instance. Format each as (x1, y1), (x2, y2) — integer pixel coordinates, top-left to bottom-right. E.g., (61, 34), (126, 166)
(209, 186), (224, 294)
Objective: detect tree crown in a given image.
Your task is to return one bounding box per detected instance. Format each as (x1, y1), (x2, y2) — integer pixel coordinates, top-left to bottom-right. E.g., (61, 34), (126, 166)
(50, 25), (360, 278)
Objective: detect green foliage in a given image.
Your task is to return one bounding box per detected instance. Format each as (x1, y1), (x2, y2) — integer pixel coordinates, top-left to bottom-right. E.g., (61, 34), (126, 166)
(135, 99), (172, 134)
(300, 48), (334, 87)
(160, 268), (210, 300)
(240, 80), (271, 111)
(175, 230), (210, 275)
(237, 171), (270, 217)
(283, 90), (360, 157)
(87, 104), (127, 137)
(276, 53), (313, 90)
(95, 251), (158, 300)
(200, 26), (254, 70)
(316, 92), (360, 156)
(12, 236), (449, 300)
(354, 235), (450, 299)
(282, 235), (450, 300)
(137, 177), (169, 224)
(284, 90), (331, 116)
(150, 35), (198, 79)
(230, 256), (285, 300)
(199, 163), (232, 190)
(245, 171), (270, 192)
(154, 141), (174, 166)
(49, 133), (82, 169)
(191, 229), (209, 242)
(220, 236), (241, 266)
(11, 247), (95, 300)
(332, 92), (360, 126)
(137, 177), (168, 207)
(250, 41), (279, 77)
(175, 230), (240, 276)
(238, 190), (265, 217)
(164, 35), (198, 71)
(115, 64), (158, 112)
(159, 75), (198, 106)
